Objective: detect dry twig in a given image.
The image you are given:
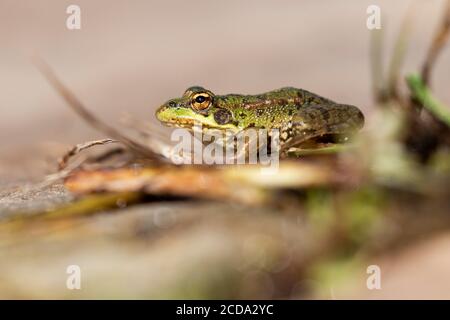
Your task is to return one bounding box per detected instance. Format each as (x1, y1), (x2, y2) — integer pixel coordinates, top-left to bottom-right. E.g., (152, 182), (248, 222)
(33, 57), (165, 162)
(58, 138), (119, 170)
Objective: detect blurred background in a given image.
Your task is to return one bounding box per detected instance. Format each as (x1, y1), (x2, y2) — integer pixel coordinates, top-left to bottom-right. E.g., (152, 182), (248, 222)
(1, 0), (450, 299)
(1, 0), (449, 180)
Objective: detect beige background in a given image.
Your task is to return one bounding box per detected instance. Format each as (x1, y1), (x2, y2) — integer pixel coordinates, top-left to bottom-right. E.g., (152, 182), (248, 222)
(1, 0), (449, 155)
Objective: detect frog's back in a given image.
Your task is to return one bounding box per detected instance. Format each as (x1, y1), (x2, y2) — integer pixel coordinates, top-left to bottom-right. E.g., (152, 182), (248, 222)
(262, 87), (335, 106)
(217, 87), (334, 111)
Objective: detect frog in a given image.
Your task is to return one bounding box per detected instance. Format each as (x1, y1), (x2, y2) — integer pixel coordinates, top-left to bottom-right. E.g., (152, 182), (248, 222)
(155, 86), (364, 155)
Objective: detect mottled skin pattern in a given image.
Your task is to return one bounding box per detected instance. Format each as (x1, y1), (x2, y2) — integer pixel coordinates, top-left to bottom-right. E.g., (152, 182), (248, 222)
(156, 86), (364, 152)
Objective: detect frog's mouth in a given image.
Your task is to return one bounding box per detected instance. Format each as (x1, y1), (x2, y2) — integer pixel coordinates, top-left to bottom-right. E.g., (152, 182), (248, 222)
(158, 118), (195, 128)
(156, 106), (239, 132)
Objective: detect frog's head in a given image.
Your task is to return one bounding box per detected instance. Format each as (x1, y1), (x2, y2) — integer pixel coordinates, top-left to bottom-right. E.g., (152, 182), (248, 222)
(156, 86), (239, 132)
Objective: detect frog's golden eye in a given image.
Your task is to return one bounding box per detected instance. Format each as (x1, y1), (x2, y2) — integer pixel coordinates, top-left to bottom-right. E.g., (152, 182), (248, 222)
(191, 93), (212, 111)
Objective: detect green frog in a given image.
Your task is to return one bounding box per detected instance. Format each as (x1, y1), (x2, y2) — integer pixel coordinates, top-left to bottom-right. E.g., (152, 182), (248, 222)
(155, 86), (364, 153)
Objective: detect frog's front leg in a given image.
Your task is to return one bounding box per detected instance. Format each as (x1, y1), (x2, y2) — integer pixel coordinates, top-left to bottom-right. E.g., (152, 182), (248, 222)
(202, 129), (270, 163)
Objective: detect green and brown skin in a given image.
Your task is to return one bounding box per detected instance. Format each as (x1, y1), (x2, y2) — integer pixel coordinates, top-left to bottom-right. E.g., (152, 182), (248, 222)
(155, 86), (364, 152)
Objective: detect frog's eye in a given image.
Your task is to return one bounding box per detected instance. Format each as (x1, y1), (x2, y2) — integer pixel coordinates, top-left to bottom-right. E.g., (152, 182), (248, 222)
(191, 93), (212, 111)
